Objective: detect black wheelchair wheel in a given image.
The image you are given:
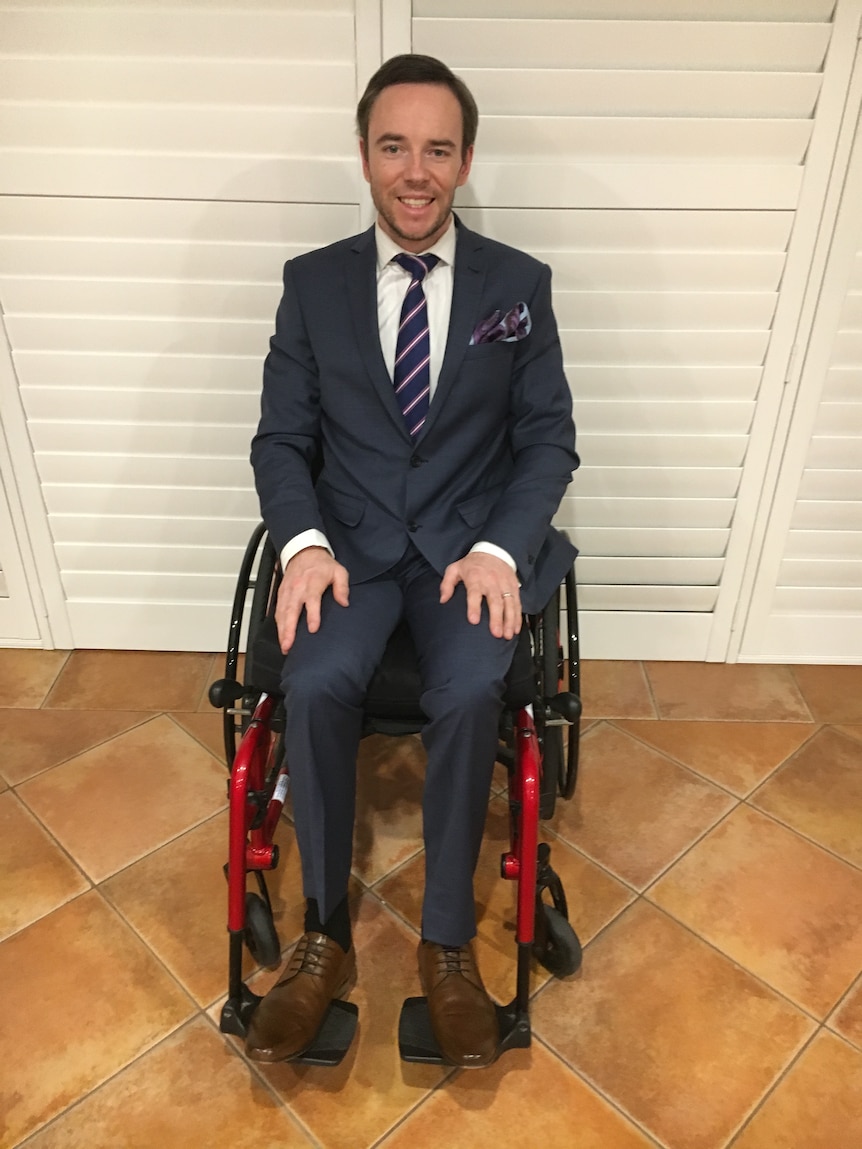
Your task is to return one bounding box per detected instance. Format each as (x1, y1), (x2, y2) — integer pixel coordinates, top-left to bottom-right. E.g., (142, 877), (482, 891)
(221, 528), (279, 768)
(244, 892), (281, 969)
(561, 568), (581, 799)
(533, 902), (582, 978)
(536, 591), (565, 819)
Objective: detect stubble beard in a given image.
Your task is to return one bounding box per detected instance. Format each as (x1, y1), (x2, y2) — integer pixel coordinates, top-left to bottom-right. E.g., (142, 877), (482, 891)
(376, 192), (453, 249)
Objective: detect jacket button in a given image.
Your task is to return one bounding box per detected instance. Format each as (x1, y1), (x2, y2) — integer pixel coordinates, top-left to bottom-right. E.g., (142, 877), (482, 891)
(407, 521), (418, 532)
(410, 455), (424, 468)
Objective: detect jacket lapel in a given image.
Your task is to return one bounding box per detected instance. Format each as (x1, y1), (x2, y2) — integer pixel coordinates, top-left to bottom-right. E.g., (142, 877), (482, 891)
(418, 220), (486, 443)
(345, 226), (412, 441)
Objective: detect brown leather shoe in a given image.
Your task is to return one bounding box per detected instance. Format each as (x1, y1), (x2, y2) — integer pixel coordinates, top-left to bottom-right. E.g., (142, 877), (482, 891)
(418, 940), (499, 1068)
(245, 932), (356, 1062)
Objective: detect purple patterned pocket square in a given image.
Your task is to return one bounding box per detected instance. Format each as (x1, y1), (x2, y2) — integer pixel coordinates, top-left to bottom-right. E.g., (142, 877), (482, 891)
(469, 301), (532, 346)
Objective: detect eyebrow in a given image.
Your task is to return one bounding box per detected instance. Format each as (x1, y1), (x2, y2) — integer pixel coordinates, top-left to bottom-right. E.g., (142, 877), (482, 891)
(375, 132), (457, 149)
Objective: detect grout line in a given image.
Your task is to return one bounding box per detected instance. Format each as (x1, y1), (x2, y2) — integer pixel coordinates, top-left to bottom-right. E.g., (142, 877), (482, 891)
(367, 1068), (458, 1149)
(720, 1024), (823, 1148)
(534, 1029), (669, 1148)
(824, 969), (862, 1045)
(529, 1026), (670, 1148)
(605, 715), (823, 801)
(638, 658), (662, 719)
(36, 648), (72, 710)
(6, 709), (157, 787)
(11, 1015), (206, 1149)
(638, 898), (828, 1028)
(740, 793), (862, 874)
(198, 1011), (326, 1149)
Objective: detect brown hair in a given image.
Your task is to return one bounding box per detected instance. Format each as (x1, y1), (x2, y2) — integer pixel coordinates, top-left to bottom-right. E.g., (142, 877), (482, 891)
(356, 54), (479, 157)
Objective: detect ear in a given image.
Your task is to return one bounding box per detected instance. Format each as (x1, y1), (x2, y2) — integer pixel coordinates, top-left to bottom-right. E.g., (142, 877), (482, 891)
(359, 138), (371, 184)
(456, 144), (474, 187)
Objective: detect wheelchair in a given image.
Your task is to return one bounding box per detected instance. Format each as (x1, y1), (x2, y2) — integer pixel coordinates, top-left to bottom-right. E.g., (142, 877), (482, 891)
(209, 522), (583, 1066)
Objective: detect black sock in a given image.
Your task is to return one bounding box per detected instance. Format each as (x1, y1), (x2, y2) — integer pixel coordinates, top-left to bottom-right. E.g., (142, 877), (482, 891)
(304, 896), (351, 953)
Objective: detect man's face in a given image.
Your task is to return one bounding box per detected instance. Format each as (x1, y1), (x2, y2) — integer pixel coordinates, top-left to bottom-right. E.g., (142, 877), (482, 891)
(360, 82), (473, 253)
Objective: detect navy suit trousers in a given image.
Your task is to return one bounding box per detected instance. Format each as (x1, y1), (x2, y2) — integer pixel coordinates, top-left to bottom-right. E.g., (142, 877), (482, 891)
(280, 543), (517, 945)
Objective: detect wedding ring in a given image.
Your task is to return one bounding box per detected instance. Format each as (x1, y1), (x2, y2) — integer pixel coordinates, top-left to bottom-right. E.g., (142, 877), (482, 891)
(501, 593), (513, 599)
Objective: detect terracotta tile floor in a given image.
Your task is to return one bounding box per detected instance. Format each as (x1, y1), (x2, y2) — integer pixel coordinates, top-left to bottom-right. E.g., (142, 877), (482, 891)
(3, 652), (862, 1149)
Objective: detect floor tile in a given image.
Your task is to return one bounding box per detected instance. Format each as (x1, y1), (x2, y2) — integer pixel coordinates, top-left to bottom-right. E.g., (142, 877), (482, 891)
(103, 812), (305, 1007)
(0, 648), (69, 708)
(751, 727), (862, 867)
(378, 1039), (657, 1149)
(0, 709), (150, 786)
(0, 891), (193, 1146)
(45, 649), (213, 711)
(24, 1017), (312, 1149)
(730, 1030), (862, 1148)
(531, 900), (814, 1149)
(615, 720), (816, 797)
(829, 977), (862, 1050)
(171, 709), (227, 763)
(644, 662), (812, 722)
(649, 805), (862, 1018)
(0, 790), (89, 941)
(18, 715), (227, 882)
(376, 796), (634, 1004)
(248, 896), (448, 1149)
(790, 664), (862, 724)
(547, 723), (736, 889)
(352, 733), (426, 886)
(580, 660), (656, 719)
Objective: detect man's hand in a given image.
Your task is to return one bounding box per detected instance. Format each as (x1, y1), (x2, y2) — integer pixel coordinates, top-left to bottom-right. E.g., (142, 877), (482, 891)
(439, 552), (521, 639)
(275, 546), (349, 654)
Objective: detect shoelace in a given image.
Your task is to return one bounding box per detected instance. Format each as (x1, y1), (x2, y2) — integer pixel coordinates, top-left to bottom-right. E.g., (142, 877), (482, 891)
(436, 947), (471, 976)
(285, 936), (331, 980)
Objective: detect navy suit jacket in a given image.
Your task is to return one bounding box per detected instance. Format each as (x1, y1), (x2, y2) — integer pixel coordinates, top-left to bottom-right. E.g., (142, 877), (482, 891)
(251, 216), (579, 614)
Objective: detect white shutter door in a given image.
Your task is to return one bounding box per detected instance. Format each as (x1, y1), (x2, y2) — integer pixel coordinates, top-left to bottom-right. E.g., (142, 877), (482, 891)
(0, 0), (362, 650)
(0, 479), (42, 645)
(740, 77), (862, 663)
(414, 0), (856, 659)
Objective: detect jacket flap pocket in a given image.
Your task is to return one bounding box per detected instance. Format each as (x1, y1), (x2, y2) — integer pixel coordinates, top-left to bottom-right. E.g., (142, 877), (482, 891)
(321, 486), (365, 527)
(456, 486), (501, 528)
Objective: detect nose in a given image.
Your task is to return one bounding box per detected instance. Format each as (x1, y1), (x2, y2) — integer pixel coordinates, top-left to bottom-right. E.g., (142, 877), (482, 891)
(404, 149), (429, 184)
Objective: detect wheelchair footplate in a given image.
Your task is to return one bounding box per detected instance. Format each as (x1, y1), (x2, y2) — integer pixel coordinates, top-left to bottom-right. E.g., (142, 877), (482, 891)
(398, 997), (530, 1065)
(221, 989), (359, 1067)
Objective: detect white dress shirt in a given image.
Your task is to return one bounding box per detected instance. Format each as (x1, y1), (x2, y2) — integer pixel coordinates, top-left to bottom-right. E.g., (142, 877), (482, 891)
(279, 215), (515, 575)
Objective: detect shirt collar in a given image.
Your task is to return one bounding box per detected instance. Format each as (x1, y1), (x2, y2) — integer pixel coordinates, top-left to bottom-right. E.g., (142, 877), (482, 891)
(374, 215), (457, 272)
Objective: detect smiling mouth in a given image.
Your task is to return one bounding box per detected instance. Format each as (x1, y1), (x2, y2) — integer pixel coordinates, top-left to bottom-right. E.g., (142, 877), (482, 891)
(399, 197), (434, 207)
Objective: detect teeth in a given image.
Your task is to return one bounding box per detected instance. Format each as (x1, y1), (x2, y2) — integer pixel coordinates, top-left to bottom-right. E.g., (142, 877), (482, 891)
(401, 198), (431, 206)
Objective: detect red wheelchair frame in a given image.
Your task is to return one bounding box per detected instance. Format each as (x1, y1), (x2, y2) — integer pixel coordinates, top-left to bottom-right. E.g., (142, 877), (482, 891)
(211, 524), (581, 1065)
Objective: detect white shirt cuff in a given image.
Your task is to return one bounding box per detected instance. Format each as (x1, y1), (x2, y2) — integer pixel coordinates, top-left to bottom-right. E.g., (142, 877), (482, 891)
(280, 529), (333, 571)
(469, 540), (517, 573)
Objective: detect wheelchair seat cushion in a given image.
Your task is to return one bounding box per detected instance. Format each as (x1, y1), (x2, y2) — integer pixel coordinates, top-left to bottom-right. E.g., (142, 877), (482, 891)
(248, 615), (536, 716)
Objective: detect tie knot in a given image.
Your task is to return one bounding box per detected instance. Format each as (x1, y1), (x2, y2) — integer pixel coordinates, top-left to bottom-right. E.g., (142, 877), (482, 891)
(393, 252), (439, 283)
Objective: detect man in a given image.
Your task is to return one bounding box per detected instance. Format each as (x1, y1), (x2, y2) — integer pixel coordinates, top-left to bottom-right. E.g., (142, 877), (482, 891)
(247, 54), (578, 1068)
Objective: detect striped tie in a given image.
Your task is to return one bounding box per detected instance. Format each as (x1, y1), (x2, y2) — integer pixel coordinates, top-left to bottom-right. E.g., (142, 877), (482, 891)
(392, 252), (439, 439)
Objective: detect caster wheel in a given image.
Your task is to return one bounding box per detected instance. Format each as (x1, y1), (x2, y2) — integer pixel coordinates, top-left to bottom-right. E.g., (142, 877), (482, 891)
(244, 893), (281, 969)
(533, 902), (582, 977)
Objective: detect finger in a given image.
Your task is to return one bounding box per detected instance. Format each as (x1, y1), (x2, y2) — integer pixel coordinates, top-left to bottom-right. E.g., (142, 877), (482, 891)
(276, 602), (300, 654)
(465, 580), (486, 626)
(501, 593), (520, 640)
(331, 564), (350, 608)
(484, 588), (503, 636)
(439, 564), (461, 604)
(304, 590), (323, 635)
